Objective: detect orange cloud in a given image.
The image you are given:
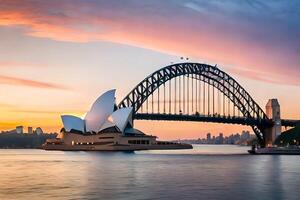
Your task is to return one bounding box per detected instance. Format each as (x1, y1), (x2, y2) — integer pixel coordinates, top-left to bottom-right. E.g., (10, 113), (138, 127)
(0, 9), (105, 42)
(0, 75), (69, 90)
(0, 121), (19, 130)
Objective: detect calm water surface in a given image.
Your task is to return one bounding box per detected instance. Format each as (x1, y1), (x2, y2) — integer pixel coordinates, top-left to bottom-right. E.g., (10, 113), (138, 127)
(0, 145), (300, 200)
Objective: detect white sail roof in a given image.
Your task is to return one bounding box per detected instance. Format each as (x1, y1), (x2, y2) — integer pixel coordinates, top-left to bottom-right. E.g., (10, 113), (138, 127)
(84, 89), (116, 132)
(99, 116), (116, 132)
(61, 115), (85, 132)
(99, 107), (133, 133)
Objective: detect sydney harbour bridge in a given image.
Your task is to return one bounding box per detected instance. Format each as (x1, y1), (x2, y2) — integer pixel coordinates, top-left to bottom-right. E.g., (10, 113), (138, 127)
(118, 62), (299, 147)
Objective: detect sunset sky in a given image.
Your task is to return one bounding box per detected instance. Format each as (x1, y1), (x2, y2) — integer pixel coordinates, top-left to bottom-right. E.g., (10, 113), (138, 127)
(0, 0), (300, 139)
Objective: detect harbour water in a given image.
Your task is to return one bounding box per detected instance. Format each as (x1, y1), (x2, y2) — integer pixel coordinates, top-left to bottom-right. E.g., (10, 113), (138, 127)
(0, 145), (300, 200)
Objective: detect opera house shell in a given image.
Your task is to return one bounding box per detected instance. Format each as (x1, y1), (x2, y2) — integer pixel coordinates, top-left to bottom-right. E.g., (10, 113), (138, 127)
(60, 89), (133, 134)
(43, 90), (192, 151)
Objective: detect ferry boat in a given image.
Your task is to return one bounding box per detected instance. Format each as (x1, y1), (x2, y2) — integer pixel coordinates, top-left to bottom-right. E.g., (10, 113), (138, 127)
(43, 89), (192, 151)
(248, 146), (300, 155)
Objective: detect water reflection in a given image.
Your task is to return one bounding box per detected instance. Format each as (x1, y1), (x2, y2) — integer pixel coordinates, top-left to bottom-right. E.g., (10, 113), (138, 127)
(0, 146), (300, 200)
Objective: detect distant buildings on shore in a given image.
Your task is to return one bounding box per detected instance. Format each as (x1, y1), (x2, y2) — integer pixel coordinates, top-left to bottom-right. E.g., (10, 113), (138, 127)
(1, 126), (53, 135)
(0, 126), (57, 149)
(1, 125), (254, 146)
(175, 130), (255, 145)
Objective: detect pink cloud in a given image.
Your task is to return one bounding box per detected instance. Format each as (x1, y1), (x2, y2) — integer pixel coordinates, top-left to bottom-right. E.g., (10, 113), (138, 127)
(0, 75), (69, 90)
(0, 0), (299, 85)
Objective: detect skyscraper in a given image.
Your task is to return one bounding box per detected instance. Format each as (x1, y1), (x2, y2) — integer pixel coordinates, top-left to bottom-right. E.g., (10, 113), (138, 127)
(219, 133), (224, 144)
(207, 133), (211, 142)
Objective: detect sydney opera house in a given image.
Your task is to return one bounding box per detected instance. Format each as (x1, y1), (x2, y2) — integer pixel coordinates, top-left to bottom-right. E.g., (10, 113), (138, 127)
(43, 90), (192, 151)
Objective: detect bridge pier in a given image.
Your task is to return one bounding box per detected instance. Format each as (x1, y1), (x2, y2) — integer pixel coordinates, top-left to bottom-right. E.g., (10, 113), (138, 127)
(264, 99), (281, 146)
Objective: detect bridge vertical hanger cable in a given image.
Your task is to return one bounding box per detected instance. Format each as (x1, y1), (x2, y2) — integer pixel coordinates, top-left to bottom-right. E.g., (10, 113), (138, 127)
(141, 85), (144, 113)
(191, 74), (195, 114)
(218, 85), (220, 115)
(196, 74), (198, 113)
(152, 84), (154, 114)
(208, 79), (210, 115)
(169, 77), (171, 114)
(183, 75), (185, 114)
(174, 76), (176, 114)
(195, 76), (198, 107)
(158, 82), (160, 113)
(223, 88), (225, 117)
(187, 74), (189, 114)
(192, 74), (194, 114)
(213, 83), (215, 116)
(233, 104), (235, 117)
(233, 87), (235, 117)
(199, 75), (201, 114)
(141, 96), (143, 113)
(203, 79), (206, 115)
(178, 76), (182, 113)
(163, 81), (166, 114)
(222, 81), (224, 116)
(238, 97), (241, 117)
(242, 95), (245, 118)
(228, 94), (230, 117)
(146, 80), (149, 113)
(248, 97), (251, 118)
(240, 95), (245, 117)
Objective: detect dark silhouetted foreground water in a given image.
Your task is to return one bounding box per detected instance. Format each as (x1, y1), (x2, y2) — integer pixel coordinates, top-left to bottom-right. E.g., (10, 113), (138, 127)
(0, 145), (300, 200)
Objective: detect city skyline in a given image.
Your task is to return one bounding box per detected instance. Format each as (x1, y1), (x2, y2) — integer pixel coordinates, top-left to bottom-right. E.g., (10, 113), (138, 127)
(0, 0), (300, 140)
(176, 130), (253, 145)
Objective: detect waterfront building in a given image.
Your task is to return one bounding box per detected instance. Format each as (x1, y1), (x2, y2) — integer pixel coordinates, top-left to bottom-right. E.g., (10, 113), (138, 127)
(60, 90), (132, 134)
(28, 127), (33, 134)
(16, 126), (23, 134)
(43, 90), (191, 151)
(35, 127), (43, 135)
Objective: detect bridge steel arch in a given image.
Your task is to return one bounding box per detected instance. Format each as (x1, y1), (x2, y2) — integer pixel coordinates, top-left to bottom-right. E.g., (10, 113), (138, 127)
(118, 62), (271, 146)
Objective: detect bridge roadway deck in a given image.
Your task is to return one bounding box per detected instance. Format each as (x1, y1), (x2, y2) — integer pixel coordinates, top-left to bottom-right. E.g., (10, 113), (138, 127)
(281, 119), (300, 127)
(134, 113), (273, 127)
(135, 113), (300, 127)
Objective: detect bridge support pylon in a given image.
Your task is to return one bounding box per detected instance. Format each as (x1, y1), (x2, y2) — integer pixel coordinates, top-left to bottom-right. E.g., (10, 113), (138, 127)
(264, 99), (281, 146)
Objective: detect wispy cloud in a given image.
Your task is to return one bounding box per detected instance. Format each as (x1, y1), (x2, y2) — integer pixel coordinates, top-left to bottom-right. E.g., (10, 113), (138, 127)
(227, 67), (300, 86)
(0, 0), (299, 85)
(0, 61), (48, 68)
(9, 109), (85, 115)
(0, 103), (18, 110)
(0, 75), (69, 90)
